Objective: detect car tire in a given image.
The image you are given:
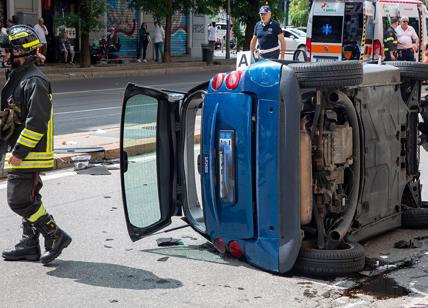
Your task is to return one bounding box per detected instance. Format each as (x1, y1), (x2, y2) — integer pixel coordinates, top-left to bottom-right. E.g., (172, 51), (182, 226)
(293, 46), (307, 62)
(289, 61), (363, 88)
(294, 241), (365, 276)
(387, 61), (428, 81)
(402, 205), (428, 228)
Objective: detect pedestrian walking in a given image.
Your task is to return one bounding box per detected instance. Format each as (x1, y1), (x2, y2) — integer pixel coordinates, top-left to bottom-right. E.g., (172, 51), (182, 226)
(0, 25), (72, 264)
(153, 22), (165, 63)
(137, 22), (150, 63)
(383, 16), (399, 61)
(250, 5), (286, 60)
(208, 22), (217, 48)
(397, 16), (418, 61)
(33, 18), (48, 65)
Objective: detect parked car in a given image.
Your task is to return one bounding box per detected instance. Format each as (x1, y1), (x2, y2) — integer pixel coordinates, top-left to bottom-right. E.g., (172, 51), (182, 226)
(283, 27), (307, 61)
(119, 60), (428, 277)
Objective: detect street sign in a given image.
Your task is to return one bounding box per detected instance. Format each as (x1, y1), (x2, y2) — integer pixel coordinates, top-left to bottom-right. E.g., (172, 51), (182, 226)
(236, 51), (255, 71)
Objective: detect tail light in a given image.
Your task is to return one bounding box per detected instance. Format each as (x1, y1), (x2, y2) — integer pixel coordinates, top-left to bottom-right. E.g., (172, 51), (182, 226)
(214, 237), (227, 253)
(373, 39), (382, 56)
(225, 71), (243, 90)
(228, 240), (243, 258)
(211, 73), (226, 90)
(364, 39), (372, 56)
(306, 38), (312, 61)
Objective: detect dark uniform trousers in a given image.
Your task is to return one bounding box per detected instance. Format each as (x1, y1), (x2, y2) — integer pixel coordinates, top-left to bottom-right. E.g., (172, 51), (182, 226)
(260, 49), (280, 60)
(383, 27), (398, 61)
(1, 61), (54, 221)
(7, 172), (43, 218)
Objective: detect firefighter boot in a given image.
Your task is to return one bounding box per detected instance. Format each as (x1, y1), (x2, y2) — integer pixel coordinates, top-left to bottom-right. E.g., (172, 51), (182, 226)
(32, 214), (72, 265)
(2, 220), (41, 261)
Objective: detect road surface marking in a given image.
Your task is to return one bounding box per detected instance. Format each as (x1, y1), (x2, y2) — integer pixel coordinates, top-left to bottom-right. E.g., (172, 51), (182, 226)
(0, 171), (76, 190)
(54, 81), (203, 96)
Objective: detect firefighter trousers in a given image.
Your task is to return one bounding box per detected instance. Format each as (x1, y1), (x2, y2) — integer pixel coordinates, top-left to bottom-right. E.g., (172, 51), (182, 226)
(7, 172), (43, 219)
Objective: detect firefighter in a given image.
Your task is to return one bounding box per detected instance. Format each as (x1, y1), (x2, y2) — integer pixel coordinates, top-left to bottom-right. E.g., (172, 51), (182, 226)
(1, 25), (72, 264)
(384, 16), (399, 61)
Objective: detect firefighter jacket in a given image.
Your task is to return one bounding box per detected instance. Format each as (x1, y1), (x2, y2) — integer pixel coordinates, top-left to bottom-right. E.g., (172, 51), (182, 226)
(383, 26), (398, 59)
(1, 60), (54, 172)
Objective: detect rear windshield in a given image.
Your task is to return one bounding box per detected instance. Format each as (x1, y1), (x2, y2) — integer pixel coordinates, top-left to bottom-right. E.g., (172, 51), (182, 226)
(343, 3), (363, 45)
(312, 16), (343, 43)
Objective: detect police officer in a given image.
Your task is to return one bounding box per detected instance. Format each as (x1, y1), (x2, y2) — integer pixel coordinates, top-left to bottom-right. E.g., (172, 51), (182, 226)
(1, 25), (72, 264)
(250, 5), (286, 60)
(384, 16), (399, 61)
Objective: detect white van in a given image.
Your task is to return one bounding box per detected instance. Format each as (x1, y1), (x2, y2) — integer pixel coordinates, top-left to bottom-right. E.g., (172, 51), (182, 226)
(306, 0), (428, 62)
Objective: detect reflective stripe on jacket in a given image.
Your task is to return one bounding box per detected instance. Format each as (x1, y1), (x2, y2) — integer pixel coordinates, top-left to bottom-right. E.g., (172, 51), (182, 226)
(1, 61), (54, 172)
(383, 27), (398, 53)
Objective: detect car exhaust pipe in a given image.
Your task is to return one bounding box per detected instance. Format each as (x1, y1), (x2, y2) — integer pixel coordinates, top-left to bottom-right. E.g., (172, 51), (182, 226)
(300, 117), (313, 225)
(326, 91), (361, 249)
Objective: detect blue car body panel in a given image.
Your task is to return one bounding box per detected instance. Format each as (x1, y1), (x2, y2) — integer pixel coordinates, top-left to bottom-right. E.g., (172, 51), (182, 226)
(202, 60), (302, 273)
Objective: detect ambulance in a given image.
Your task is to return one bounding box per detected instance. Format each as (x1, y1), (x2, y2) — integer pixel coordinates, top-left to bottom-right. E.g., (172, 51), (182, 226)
(306, 0), (428, 62)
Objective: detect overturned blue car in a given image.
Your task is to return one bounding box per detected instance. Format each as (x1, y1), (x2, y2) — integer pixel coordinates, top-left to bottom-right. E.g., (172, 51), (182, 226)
(119, 59), (428, 276)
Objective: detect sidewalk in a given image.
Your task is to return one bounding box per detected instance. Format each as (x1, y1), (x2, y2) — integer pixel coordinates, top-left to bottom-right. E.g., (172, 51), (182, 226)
(54, 128), (121, 169)
(10, 56), (236, 82)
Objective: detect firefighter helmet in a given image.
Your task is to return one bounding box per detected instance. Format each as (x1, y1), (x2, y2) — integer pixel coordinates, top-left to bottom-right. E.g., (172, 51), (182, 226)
(7, 25), (42, 53)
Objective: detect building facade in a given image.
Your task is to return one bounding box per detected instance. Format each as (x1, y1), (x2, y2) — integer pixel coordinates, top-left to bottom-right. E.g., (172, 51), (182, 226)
(4, 0), (208, 61)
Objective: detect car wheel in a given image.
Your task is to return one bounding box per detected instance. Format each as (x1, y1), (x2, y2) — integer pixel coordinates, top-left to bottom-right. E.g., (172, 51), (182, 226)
(293, 46), (307, 62)
(289, 61), (363, 88)
(294, 241), (365, 276)
(402, 205), (428, 228)
(387, 61), (428, 81)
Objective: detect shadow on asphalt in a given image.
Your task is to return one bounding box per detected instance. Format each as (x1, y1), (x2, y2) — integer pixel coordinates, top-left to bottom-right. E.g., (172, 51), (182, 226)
(141, 243), (248, 268)
(45, 260), (183, 290)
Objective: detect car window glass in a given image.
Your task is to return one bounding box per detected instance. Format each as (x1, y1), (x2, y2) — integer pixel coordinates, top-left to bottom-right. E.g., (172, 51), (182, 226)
(284, 30), (293, 38)
(288, 28), (306, 37)
(312, 16), (343, 43)
(343, 3), (363, 46)
(122, 94), (160, 228)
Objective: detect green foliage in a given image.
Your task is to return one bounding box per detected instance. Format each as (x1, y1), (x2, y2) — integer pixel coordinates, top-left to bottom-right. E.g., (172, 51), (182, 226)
(53, 14), (80, 29)
(289, 0), (308, 27)
(79, 0), (107, 34)
(229, 0), (284, 26)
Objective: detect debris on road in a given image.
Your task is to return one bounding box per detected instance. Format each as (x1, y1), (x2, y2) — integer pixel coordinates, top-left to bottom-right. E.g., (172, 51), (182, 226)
(394, 239), (423, 249)
(156, 238), (184, 247)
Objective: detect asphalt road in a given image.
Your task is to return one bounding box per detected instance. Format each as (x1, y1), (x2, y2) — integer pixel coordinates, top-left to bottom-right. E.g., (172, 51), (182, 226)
(1, 161), (428, 307)
(52, 71), (215, 135)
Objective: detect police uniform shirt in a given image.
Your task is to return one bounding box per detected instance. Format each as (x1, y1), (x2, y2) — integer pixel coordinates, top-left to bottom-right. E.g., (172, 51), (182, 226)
(254, 20), (282, 51)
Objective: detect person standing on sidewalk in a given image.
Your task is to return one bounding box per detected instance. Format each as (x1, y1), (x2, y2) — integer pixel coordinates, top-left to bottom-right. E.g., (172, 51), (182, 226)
(250, 5), (286, 60)
(153, 22), (165, 63)
(208, 22), (217, 48)
(137, 22), (150, 63)
(33, 18), (48, 65)
(397, 16), (418, 61)
(0, 25), (72, 264)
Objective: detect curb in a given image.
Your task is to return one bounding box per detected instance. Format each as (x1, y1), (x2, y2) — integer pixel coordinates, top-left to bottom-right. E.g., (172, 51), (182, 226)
(47, 64), (235, 81)
(54, 132), (201, 171)
(0, 62), (236, 82)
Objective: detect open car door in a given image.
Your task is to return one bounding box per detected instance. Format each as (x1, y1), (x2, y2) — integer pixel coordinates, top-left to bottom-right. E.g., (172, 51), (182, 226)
(120, 82), (207, 241)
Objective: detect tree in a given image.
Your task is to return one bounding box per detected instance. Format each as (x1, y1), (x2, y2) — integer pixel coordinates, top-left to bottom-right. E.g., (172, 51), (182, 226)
(289, 0), (309, 27)
(79, 0), (106, 67)
(132, 0), (218, 63)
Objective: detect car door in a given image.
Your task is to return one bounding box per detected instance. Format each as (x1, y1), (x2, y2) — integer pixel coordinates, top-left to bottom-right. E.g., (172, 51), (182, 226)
(283, 29), (297, 56)
(120, 83), (207, 241)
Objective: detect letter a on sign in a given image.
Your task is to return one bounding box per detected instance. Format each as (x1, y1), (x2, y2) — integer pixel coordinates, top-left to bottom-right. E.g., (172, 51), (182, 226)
(236, 51), (255, 71)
